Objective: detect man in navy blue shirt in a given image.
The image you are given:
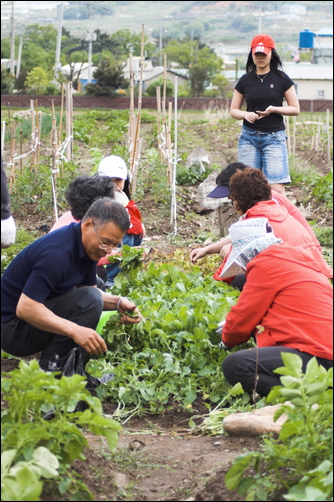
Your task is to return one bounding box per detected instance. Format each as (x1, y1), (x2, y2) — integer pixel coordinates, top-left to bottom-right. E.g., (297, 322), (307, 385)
(1, 198), (142, 370)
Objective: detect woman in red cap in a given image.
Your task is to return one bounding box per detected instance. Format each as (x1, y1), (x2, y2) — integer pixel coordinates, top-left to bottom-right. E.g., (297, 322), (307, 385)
(230, 34), (300, 196)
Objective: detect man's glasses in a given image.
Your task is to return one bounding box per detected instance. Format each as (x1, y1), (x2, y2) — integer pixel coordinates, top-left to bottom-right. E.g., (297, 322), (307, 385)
(92, 221), (120, 253)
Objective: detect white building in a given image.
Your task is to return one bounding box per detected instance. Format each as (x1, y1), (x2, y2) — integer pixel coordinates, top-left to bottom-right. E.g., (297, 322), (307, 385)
(284, 63), (333, 100)
(122, 57), (188, 91)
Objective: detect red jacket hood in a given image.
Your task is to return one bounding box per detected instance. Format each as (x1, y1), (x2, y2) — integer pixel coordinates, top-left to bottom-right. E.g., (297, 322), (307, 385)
(245, 200), (288, 223)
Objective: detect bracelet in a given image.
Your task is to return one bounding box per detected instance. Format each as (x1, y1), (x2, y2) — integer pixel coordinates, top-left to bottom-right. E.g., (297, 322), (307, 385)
(116, 297), (124, 313)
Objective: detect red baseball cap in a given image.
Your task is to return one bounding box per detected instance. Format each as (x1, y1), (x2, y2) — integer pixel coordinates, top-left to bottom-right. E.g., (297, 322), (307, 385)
(251, 34), (275, 55)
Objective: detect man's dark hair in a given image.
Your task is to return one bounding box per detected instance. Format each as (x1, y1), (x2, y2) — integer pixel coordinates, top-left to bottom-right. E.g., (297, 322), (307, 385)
(82, 198), (130, 232)
(216, 162), (248, 186)
(229, 167), (272, 214)
(66, 174), (115, 220)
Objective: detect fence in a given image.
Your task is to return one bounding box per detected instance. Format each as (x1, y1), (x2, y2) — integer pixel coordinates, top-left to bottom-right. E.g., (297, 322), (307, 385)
(1, 95), (332, 112)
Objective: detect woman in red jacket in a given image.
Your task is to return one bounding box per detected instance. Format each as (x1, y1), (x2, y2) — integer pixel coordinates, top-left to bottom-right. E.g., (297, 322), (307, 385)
(213, 167), (332, 289)
(219, 217), (333, 397)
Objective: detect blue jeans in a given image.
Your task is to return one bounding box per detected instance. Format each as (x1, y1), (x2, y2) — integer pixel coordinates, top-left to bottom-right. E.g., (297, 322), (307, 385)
(106, 232), (143, 286)
(238, 126), (290, 184)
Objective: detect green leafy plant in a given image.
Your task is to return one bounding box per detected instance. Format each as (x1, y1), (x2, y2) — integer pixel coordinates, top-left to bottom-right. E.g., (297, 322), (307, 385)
(86, 246), (242, 417)
(1, 360), (122, 500)
(176, 164), (213, 186)
(290, 169), (333, 210)
(225, 353), (333, 501)
(135, 148), (171, 204)
(1, 228), (39, 273)
(1, 447), (59, 501)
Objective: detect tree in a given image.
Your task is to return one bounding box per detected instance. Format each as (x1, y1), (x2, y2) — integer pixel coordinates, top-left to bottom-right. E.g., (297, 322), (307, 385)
(1, 69), (15, 94)
(85, 56), (129, 96)
(24, 24), (57, 51)
(145, 77), (174, 97)
(108, 29), (155, 59)
(210, 74), (231, 98)
(163, 39), (223, 97)
(24, 67), (50, 94)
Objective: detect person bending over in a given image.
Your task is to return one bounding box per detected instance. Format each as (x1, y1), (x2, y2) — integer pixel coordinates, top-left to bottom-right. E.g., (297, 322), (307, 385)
(218, 217), (332, 397)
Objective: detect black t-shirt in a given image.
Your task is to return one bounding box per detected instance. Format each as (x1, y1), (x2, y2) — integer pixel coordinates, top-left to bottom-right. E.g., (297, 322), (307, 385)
(235, 70), (295, 132)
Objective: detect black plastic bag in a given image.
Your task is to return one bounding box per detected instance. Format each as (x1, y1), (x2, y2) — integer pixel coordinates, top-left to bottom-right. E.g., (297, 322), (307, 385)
(43, 347), (114, 418)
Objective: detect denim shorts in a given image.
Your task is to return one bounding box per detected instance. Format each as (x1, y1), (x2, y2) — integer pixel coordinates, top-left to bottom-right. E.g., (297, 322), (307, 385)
(238, 126), (291, 184)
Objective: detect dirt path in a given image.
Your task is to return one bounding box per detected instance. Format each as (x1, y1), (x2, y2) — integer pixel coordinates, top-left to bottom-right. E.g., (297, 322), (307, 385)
(73, 418), (260, 501)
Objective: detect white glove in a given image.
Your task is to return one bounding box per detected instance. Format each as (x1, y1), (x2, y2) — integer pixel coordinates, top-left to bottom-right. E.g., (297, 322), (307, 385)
(1, 216), (16, 248)
(216, 320), (226, 334)
(216, 320), (231, 350)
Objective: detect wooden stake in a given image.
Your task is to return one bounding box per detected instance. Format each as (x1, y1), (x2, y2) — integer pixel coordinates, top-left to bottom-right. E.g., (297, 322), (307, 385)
(19, 129), (23, 173)
(9, 122), (15, 194)
(285, 116), (291, 154)
(166, 101), (173, 185)
(59, 82), (64, 143)
(326, 109), (331, 161)
(128, 52), (136, 164)
(30, 99), (36, 172)
(36, 107), (42, 173)
(130, 23), (145, 194)
(51, 116), (59, 221)
(292, 116), (296, 164)
(156, 85), (162, 160)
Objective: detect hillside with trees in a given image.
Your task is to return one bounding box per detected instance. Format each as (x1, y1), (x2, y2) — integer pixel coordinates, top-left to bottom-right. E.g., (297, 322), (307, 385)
(1, 1), (332, 96)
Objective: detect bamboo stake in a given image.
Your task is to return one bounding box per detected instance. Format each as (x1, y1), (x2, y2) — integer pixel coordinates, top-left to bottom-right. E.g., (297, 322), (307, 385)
(163, 53), (167, 108)
(130, 23), (145, 194)
(70, 81), (73, 161)
(156, 85), (162, 160)
(292, 115), (296, 164)
(315, 119), (321, 150)
(1, 120), (6, 155)
(9, 122), (15, 194)
(19, 129), (23, 173)
(51, 116), (59, 221)
(58, 82), (65, 176)
(59, 82), (64, 141)
(285, 116), (291, 154)
(166, 101), (173, 185)
(66, 82), (72, 161)
(128, 52), (136, 163)
(326, 109), (331, 161)
(30, 99), (36, 172)
(36, 107), (42, 173)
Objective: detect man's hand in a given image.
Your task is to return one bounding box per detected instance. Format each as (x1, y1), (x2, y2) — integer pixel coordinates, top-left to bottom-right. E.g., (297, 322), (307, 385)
(71, 326), (107, 356)
(117, 297), (143, 325)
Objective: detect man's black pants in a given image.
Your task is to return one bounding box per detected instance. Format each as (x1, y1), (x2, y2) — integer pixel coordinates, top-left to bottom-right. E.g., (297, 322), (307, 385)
(1, 287), (103, 370)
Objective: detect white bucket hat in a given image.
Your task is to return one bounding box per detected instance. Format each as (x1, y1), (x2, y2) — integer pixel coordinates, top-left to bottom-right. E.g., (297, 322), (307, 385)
(220, 217), (282, 279)
(98, 155), (128, 180)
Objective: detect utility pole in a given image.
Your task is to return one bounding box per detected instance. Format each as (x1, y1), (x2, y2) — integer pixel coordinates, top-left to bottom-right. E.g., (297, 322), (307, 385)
(55, 0), (64, 80)
(159, 27), (162, 66)
(10, 1), (15, 76)
(86, 4), (96, 84)
(16, 34), (22, 78)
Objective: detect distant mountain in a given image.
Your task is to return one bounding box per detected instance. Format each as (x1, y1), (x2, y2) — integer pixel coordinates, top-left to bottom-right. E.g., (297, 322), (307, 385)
(1, 0), (332, 54)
